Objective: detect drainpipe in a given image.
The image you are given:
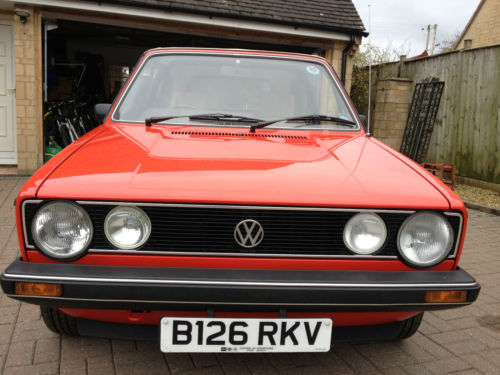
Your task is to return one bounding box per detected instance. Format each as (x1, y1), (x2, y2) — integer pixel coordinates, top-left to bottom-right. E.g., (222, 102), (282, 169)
(341, 34), (356, 85)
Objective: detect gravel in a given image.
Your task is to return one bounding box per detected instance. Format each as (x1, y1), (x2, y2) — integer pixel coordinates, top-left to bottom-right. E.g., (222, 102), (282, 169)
(454, 184), (500, 209)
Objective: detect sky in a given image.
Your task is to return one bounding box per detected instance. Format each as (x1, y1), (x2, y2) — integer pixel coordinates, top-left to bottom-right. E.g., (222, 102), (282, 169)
(351, 0), (482, 56)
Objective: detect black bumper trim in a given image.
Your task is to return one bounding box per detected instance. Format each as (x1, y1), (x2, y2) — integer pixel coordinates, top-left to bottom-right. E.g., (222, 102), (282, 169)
(1, 259), (480, 312)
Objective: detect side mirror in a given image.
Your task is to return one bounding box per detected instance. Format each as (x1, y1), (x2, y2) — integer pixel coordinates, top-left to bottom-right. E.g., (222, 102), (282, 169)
(94, 103), (112, 123)
(358, 114), (368, 129)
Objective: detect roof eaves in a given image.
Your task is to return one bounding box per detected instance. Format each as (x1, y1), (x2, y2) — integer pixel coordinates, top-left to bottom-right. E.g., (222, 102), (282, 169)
(94, 0), (368, 37)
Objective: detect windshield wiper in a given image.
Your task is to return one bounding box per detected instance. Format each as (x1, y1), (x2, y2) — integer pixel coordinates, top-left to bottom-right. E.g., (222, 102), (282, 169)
(249, 115), (357, 133)
(145, 113), (263, 127)
(145, 115), (187, 126)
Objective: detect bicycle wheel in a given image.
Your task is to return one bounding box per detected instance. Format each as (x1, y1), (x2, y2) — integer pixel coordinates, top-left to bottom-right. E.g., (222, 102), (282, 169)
(58, 123), (71, 147)
(67, 122), (80, 142)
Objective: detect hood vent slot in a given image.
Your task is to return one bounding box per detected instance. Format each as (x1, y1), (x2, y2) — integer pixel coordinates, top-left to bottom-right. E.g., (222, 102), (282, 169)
(170, 131), (307, 140)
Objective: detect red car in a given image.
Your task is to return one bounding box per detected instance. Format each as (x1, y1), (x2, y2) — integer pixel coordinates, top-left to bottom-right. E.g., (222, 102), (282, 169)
(1, 48), (479, 353)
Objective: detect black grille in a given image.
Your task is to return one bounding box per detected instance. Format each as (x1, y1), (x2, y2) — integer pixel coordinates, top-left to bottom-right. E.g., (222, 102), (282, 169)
(170, 131), (307, 139)
(23, 202), (461, 258)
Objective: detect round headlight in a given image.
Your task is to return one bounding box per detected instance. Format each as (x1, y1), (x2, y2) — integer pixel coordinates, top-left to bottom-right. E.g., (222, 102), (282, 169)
(31, 201), (93, 260)
(343, 213), (387, 255)
(104, 206), (151, 249)
(398, 211), (453, 267)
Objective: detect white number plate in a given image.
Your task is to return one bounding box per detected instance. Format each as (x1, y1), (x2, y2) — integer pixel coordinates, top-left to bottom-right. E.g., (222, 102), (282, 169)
(160, 317), (332, 353)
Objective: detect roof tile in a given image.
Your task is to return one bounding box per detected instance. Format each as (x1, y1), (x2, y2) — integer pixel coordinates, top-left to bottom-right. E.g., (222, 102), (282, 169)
(91, 0), (365, 34)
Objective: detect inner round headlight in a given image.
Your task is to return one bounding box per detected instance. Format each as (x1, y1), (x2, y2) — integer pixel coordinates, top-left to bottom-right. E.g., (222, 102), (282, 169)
(343, 213), (387, 255)
(31, 201), (93, 260)
(104, 206), (151, 249)
(398, 211), (454, 267)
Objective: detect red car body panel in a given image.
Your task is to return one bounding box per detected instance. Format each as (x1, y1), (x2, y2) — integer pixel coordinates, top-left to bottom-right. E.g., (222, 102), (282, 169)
(26, 250), (456, 271)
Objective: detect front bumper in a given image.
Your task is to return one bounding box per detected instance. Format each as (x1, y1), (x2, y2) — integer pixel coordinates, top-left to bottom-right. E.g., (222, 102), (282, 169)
(1, 259), (480, 312)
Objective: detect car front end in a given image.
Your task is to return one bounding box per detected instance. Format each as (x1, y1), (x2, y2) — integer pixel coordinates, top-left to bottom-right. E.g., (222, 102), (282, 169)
(1, 49), (480, 352)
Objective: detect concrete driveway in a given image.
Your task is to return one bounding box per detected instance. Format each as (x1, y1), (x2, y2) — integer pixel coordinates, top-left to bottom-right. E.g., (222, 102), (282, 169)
(1, 176), (499, 375)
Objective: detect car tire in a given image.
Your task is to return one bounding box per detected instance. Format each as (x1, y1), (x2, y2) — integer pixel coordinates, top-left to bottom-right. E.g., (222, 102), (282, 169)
(333, 313), (424, 343)
(40, 307), (79, 335)
(396, 312), (423, 340)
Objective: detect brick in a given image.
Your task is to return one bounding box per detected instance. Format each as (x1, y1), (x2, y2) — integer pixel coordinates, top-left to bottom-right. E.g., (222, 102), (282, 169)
(445, 339), (488, 355)
(174, 367), (223, 375)
(60, 363), (87, 375)
(429, 331), (473, 345)
(116, 360), (170, 375)
(313, 352), (354, 375)
(165, 353), (194, 373)
(190, 353), (218, 368)
(479, 348), (500, 367)
(111, 339), (136, 353)
(0, 307), (19, 325)
(465, 353), (500, 375)
(423, 357), (471, 375)
(0, 323), (15, 345)
(87, 356), (116, 375)
(220, 362), (252, 375)
(5, 340), (35, 367)
(277, 364), (329, 375)
(410, 333), (453, 359)
(267, 353), (316, 370)
(17, 303), (40, 322)
(403, 364), (434, 375)
(451, 370), (483, 375)
(34, 337), (60, 364)
(243, 355), (278, 374)
(12, 319), (58, 343)
(332, 344), (375, 372)
(400, 340), (436, 362)
(3, 361), (59, 375)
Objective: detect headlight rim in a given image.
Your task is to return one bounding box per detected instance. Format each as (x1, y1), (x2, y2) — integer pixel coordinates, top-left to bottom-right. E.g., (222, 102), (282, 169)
(343, 212), (388, 255)
(31, 200), (93, 261)
(397, 210), (454, 269)
(104, 205), (152, 250)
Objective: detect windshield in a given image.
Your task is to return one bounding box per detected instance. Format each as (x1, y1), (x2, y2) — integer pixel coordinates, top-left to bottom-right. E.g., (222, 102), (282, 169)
(113, 54), (358, 130)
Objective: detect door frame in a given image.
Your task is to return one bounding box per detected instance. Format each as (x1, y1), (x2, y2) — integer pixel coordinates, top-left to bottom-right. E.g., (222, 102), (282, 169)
(0, 15), (17, 165)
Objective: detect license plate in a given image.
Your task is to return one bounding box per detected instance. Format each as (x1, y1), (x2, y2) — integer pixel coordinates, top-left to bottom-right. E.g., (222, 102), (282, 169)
(160, 317), (332, 353)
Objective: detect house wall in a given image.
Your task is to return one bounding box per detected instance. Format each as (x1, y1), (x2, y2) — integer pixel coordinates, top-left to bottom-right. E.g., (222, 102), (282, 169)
(13, 5), (42, 174)
(366, 45), (500, 184)
(456, 0), (500, 50)
(325, 37), (360, 93)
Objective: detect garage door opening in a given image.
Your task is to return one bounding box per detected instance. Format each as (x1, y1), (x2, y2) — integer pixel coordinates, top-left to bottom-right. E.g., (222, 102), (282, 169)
(41, 19), (320, 160)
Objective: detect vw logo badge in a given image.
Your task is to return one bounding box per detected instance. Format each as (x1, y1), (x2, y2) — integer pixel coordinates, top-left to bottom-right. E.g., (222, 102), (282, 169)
(234, 219), (264, 248)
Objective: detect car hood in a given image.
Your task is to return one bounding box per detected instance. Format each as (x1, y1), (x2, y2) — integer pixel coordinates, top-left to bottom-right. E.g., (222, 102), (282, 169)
(37, 124), (449, 209)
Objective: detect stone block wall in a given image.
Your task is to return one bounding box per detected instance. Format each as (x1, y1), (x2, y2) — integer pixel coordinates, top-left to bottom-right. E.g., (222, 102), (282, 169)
(14, 5), (41, 174)
(372, 78), (412, 150)
(325, 36), (360, 93)
(456, 0), (500, 50)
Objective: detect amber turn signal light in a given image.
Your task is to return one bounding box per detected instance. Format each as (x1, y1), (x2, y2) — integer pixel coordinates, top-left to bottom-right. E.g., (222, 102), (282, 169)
(425, 290), (467, 303)
(15, 282), (62, 297)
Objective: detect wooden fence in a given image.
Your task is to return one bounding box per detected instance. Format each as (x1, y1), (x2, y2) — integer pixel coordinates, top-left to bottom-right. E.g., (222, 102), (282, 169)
(368, 45), (500, 184)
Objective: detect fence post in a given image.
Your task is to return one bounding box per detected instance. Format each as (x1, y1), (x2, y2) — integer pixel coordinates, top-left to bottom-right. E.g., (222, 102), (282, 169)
(399, 55), (407, 78)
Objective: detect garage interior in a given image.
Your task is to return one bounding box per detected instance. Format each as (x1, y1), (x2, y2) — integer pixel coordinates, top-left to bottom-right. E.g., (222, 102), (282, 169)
(42, 19), (322, 157)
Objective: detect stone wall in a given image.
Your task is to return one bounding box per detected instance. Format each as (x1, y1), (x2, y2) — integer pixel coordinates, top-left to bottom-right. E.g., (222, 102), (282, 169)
(372, 78), (412, 150)
(14, 5), (42, 174)
(325, 37), (360, 93)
